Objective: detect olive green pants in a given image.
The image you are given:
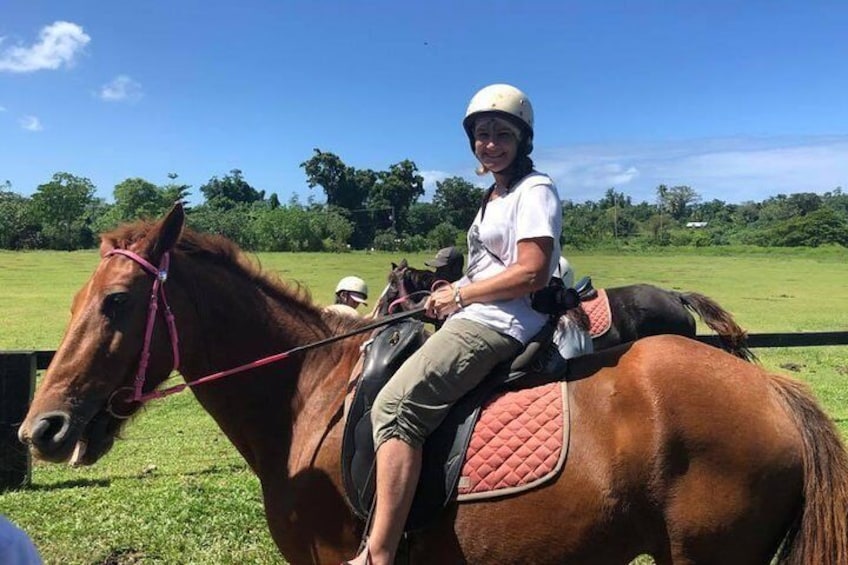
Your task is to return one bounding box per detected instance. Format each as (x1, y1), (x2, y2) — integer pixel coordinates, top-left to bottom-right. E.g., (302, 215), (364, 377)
(371, 318), (521, 449)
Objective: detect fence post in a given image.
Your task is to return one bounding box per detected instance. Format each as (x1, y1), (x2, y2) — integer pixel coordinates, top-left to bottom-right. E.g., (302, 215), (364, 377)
(0, 353), (34, 491)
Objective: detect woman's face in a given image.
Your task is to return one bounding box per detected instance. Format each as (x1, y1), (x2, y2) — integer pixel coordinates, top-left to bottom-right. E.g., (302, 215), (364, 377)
(473, 117), (520, 173)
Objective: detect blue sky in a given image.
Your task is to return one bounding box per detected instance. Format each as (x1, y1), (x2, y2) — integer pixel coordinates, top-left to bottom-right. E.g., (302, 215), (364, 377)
(2, 1), (847, 206)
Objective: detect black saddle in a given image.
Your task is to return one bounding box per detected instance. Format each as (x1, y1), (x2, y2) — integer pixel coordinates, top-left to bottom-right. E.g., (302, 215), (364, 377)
(575, 275), (597, 300)
(340, 318), (560, 530)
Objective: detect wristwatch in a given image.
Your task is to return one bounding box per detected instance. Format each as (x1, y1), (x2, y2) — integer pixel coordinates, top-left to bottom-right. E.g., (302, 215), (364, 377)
(453, 286), (464, 309)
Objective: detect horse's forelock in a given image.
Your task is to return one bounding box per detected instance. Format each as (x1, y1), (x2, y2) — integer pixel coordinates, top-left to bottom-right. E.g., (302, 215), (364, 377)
(100, 219), (158, 255)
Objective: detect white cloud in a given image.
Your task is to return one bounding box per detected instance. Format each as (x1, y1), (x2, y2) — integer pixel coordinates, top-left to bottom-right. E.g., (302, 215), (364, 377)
(534, 136), (848, 204)
(419, 169), (452, 200)
(19, 115), (43, 131)
(98, 75), (143, 102)
(0, 21), (90, 73)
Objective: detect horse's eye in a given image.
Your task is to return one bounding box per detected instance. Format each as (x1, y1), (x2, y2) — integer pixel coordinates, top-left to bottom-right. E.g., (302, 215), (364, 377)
(103, 292), (130, 319)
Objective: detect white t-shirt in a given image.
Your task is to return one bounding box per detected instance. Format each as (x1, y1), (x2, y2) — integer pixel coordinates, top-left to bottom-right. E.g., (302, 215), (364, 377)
(452, 172), (562, 344)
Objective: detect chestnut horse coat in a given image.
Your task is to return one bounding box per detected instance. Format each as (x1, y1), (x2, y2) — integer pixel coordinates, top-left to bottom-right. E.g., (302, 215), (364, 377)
(19, 205), (848, 564)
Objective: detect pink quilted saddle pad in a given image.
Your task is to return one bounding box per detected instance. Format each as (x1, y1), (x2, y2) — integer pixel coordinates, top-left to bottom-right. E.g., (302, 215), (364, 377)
(457, 380), (569, 501)
(580, 288), (612, 337)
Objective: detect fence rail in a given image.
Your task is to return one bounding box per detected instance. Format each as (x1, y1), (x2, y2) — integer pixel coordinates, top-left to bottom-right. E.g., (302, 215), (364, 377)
(696, 331), (848, 348)
(7, 331), (848, 373)
(3, 331), (848, 490)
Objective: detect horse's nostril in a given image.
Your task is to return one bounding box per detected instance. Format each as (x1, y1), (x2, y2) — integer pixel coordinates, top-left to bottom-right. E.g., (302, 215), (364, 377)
(30, 411), (72, 449)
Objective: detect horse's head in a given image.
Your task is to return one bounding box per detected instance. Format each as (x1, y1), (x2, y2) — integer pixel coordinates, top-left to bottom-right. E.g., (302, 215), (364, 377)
(376, 260), (407, 316)
(18, 204), (187, 465)
(376, 259), (440, 317)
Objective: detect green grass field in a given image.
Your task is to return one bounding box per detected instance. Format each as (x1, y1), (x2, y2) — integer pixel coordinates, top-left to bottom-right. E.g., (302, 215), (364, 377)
(1, 248), (847, 564)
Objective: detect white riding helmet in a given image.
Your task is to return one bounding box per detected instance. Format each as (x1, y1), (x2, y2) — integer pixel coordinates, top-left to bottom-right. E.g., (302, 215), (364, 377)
(463, 83), (534, 154)
(557, 257), (575, 289)
(335, 276), (368, 302)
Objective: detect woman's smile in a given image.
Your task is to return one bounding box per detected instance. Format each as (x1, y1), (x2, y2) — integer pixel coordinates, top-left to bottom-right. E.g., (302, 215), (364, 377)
(473, 117), (519, 172)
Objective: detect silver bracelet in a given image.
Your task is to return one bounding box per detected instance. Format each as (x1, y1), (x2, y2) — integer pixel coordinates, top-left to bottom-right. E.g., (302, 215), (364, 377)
(453, 286), (464, 309)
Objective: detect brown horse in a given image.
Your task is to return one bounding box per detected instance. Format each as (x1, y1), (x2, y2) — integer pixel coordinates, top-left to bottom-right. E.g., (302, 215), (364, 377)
(378, 260), (756, 361)
(18, 204), (848, 564)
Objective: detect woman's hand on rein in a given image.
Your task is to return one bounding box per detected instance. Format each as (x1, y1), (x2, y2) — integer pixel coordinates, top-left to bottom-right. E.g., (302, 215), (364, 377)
(427, 284), (461, 319)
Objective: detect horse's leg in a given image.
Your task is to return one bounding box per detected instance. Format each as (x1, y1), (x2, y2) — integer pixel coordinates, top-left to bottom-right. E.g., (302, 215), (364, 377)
(661, 477), (798, 564)
(646, 363), (803, 564)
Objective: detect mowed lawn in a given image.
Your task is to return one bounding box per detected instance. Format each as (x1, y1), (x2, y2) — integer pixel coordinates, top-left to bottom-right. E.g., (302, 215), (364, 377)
(1, 247), (847, 564)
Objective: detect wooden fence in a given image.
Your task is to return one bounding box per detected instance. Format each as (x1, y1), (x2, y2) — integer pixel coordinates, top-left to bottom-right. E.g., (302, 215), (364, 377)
(3, 331), (848, 491)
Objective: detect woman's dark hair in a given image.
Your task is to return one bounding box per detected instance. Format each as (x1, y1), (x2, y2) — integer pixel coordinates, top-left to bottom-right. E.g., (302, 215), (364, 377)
(478, 155), (537, 220)
(506, 155), (535, 190)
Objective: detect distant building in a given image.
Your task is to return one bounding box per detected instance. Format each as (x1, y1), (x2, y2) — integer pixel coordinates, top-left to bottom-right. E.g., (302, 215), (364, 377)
(685, 221), (708, 228)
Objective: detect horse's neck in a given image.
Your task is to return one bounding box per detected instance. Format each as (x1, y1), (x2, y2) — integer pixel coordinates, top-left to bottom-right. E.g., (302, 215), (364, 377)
(174, 259), (354, 478)
(410, 269), (436, 292)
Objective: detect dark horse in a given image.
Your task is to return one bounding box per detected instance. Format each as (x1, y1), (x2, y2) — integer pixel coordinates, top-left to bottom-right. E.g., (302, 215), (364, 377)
(378, 260), (756, 361)
(19, 205), (848, 564)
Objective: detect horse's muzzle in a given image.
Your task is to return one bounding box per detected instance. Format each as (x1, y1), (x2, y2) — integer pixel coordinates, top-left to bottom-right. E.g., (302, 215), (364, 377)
(19, 410), (76, 463)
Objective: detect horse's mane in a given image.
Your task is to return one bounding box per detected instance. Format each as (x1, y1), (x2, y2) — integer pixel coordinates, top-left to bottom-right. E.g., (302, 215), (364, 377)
(101, 220), (367, 334)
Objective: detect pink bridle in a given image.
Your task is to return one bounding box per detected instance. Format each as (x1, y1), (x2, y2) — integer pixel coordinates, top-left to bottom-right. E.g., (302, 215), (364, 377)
(103, 247), (428, 416)
(386, 267), (451, 314)
(106, 248), (180, 404)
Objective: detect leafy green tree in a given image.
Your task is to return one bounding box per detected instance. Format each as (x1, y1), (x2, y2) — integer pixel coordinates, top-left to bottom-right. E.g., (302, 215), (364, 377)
(753, 207), (847, 247)
(187, 203), (257, 249)
(644, 214), (671, 245)
(300, 149), (370, 210)
(758, 193), (821, 224)
(822, 187), (848, 215)
(0, 188), (40, 249)
(428, 222), (461, 249)
(93, 176), (190, 233)
(432, 177), (484, 230)
(691, 199), (735, 225)
(367, 160), (424, 233)
(251, 206), (319, 251)
(732, 201), (761, 225)
(113, 178), (168, 220)
(161, 173), (191, 208)
(597, 188), (636, 238)
(372, 229), (400, 251)
(604, 206), (639, 238)
(314, 208), (355, 251)
(665, 185), (701, 221)
(200, 169), (264, 209)
(598, 187), (631, 210)
(562, 200), (605, 248)
(407, 202), (443, 237)
(31, 172), (96, 250)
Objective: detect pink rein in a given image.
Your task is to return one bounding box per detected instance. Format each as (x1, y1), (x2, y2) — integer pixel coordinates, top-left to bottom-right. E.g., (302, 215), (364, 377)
(105, 249), (426, 413)
(107, 248), (301, 405)
(386, 267), (451, 314)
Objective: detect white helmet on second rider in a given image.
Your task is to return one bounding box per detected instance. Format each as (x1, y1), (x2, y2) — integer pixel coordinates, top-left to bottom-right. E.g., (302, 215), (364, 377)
(335, 276), (368, 303)
(463, 83), (534, 154)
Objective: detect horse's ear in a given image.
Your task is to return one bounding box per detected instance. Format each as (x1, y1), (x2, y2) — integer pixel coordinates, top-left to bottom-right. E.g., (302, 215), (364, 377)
(148, 202), (185, 262)
(391, 262), (398, 269)
(99, 237), (115, 256)
(400, 258), (408, 268)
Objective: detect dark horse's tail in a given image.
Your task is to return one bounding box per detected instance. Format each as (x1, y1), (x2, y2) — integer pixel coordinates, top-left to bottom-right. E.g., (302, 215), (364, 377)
(676, 292), (757, 362)
(770, 373), (848, 565)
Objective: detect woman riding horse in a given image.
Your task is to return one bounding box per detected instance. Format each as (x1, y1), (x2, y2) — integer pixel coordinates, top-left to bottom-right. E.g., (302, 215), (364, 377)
(17, 203), (848, 564)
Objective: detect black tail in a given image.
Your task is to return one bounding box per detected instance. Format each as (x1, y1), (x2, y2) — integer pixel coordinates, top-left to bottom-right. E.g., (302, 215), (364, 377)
(678, 292), (757, 362)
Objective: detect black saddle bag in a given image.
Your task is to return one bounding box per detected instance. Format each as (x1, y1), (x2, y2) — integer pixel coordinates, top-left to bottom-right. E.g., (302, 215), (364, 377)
(531, 276), (581, 316)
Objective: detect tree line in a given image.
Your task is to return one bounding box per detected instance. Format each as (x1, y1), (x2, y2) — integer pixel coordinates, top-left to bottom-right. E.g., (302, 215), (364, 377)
(1, 149), (846, 252)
